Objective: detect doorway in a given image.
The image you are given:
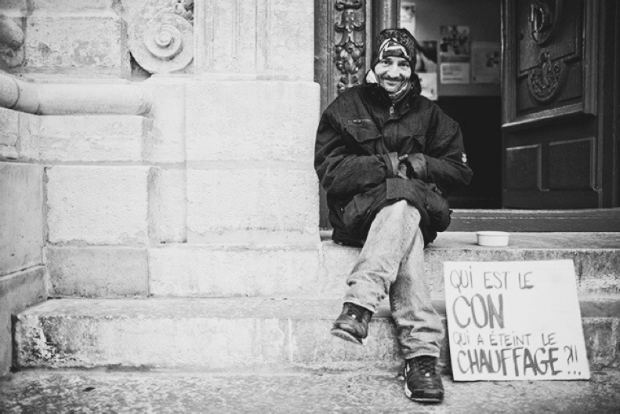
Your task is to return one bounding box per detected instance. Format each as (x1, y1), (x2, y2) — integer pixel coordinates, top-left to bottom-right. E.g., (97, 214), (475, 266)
(314, 0), (620, 230)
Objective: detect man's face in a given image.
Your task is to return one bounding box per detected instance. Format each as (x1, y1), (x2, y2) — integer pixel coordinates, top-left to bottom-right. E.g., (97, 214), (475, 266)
(374, 56), (411, 94)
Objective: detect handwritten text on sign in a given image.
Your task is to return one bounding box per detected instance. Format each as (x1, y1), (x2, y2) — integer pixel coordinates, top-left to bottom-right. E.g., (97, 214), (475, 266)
(444, 260), (590, 381)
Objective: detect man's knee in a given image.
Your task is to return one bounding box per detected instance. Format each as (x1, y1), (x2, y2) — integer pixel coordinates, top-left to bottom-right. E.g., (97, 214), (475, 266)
(382, 200), (421, 222)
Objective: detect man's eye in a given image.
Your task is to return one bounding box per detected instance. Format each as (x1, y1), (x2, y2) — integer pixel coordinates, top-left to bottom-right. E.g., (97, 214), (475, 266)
(399, 62), (410, 68)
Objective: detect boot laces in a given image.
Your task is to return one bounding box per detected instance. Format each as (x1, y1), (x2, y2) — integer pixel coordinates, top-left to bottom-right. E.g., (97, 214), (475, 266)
(345, 304), (366, 320)
(415, 356), (436, 377)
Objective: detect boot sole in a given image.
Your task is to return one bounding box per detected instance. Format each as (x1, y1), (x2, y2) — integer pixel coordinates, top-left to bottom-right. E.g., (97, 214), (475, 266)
(330, 328), (365, 345)
(404, 385), (443, 404)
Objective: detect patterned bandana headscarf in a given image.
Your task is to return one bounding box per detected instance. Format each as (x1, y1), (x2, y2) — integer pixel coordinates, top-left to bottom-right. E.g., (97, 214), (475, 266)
(371, 28), (417, 69)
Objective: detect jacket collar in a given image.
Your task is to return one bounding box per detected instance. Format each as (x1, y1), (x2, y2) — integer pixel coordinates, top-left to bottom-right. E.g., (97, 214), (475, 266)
(361, 71), (422, 113)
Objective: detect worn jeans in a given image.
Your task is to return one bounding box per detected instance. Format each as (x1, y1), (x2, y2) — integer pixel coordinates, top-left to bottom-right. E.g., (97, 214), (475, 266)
(343, 200), (444, 359)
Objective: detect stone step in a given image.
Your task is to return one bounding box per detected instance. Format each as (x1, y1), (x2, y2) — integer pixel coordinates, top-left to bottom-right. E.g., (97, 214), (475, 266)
(14, 297), (620, 372)
(46, 232), (620, 299)
(449, 208), (620, 232)
(324, 231), (620, 299)
(1, 368), (619, 413)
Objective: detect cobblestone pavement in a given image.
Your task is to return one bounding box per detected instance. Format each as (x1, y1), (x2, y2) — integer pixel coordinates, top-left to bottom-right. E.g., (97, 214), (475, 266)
(1, 368), (620, 413)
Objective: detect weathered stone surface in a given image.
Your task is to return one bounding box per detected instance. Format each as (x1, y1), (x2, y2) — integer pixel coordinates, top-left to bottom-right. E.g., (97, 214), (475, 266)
(323, 233), (620, 298)
(0, 1), (27, 14)
(129, 10), (193, 74)
(35, 83), (152, 116)
(196, 0), (314, 79)
(0, 266), (46, 376)
(45, 166), (160, 245)
(3, 369), (620, 414)
(186, 80), (319, 163)
(13, 297), (620, 370)
(0, 108), (19, 158)
(0, 108), (39, 161)
(186, 168), (319, 241)
(39, 115), (153, 163)
(149, 244), (321, 297)
(24, 15), (127, 76)
(0, 162), (43, 276)
(154, 168), (186, 243)
(143, 78), (186, 164)
(583, 318), (620, 369)
(28, 0), (119, 13)
(46, 246), (148, 298)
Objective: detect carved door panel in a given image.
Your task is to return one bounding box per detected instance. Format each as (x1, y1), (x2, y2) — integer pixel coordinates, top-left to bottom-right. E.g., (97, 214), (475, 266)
(501, 0), (617, 208)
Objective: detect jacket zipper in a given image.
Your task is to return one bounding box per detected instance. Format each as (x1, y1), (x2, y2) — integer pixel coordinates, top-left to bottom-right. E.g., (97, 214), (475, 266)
(389, 105), (395, 116)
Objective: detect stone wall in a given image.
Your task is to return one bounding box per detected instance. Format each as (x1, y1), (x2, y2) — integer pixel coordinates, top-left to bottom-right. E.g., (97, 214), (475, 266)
(0, 108), (47, 376)
(1, 0), (129, 79)
(0, 0), (321, 375)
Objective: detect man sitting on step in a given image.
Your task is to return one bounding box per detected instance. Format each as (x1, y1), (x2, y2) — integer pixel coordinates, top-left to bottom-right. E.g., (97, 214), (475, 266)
(314, 28), (473, 404)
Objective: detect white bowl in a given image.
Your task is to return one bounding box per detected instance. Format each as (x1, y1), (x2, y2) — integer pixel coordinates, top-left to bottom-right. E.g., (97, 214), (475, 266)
(476, 231), (509, 246)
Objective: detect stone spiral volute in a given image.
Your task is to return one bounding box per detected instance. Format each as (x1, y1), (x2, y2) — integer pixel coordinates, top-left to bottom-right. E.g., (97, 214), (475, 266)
(129, 10), (193, 74)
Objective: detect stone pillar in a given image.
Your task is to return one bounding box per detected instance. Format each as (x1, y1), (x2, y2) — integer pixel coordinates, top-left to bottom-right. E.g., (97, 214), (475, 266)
(148, 0), (323, 297)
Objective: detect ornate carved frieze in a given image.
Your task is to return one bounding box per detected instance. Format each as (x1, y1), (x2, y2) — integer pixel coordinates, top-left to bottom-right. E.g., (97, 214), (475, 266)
(528, 51), (567, 103)
(128, 0), (194, 74)
(333, 0), (366, 94)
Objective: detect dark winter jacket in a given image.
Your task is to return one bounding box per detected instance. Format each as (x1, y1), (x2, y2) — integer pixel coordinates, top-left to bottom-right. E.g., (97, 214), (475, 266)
(314, 76), (473, 247)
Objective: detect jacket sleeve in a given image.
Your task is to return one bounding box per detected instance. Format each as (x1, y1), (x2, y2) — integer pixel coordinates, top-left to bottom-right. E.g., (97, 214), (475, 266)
(314, 110), (398, 200)
(417, 108), (473, 195)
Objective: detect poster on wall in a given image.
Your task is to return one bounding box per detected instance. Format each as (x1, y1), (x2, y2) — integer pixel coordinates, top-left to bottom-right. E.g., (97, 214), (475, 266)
(471, 41), (501, 83)
(444, 260), (591, 381)
(415, 40), (438, 100)
(400, 1), (416, 37)
(439, 25), (470, 84)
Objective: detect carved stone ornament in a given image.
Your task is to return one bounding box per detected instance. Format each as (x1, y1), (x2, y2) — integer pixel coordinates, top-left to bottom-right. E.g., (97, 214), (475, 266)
(0, 14), (25, 67)
(528, 51), (567, 103)
(334, 0), (366, 94)
(129, 0), (194, 74)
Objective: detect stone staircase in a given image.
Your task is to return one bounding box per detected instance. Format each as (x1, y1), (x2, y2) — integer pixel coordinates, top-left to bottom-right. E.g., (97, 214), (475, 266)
(12, 232), (620, 371)
(3, 232), (620, 412)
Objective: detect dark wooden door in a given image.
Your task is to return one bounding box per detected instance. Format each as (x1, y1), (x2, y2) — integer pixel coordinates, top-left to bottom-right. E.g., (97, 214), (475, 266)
(501, 0), (619, 209)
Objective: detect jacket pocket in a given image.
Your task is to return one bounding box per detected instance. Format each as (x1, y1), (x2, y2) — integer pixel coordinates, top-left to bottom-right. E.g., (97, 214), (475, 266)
(344, 119), (381, 144)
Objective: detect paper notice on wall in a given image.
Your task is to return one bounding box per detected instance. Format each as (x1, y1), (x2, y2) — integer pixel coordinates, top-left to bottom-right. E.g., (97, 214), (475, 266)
(444, 260), (591, 381)
(471, 41), (500, 83)
(440, 62), (470, 84)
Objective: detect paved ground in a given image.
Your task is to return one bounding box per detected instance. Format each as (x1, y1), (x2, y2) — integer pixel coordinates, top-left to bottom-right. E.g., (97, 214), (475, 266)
(2, 368), (620, 413)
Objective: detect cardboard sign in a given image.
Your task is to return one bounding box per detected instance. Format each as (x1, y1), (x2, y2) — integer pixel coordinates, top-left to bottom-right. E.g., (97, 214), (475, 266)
(444, 260), (590, 381)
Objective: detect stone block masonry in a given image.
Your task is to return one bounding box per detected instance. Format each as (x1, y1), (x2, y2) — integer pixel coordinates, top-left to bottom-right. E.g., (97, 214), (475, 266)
(185, 80), (321, 244)
(46, 246), (149, 298)
(0, 163), (43, 276)
(0, 107), (46, 376)
(45, 166), (160, 246)
(22, 12), (129, 78)
(39, 116), (155, 163)
(186, 81), (319, 163)
(195, 0), (314, 79)
(186, 168), (319, 244)
(149, 244), (322, 297)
